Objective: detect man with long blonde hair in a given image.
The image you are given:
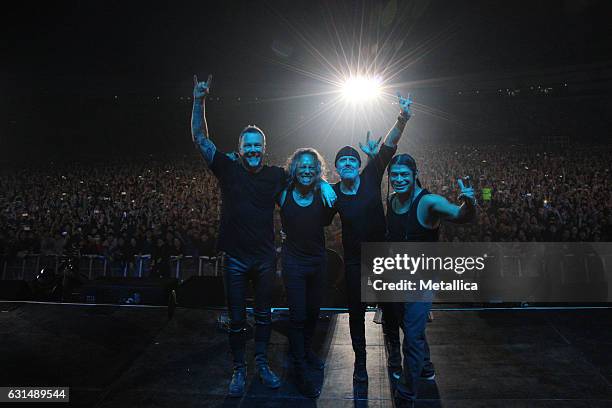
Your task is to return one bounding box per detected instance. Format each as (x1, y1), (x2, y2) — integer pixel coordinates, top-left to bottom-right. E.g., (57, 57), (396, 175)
(279, 148), (334, 398)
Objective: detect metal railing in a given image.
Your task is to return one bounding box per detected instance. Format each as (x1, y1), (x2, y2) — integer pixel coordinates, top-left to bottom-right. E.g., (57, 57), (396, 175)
(1, 253), (219, 282)
(2, 252), (611, 291)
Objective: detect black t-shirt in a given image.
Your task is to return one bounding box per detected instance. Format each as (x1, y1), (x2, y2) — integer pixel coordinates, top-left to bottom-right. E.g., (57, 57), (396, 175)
(331, 144), (397, 264)
(280, 186), (334, 263)
(209, 151), (287, 261)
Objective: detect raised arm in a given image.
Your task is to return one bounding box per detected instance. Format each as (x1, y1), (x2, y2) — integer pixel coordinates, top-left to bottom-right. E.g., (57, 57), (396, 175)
(191, 74), (216, 165)
(359, 130), (382, 162)
(383, 92), (413, 148)
(425, 178), (476, 224)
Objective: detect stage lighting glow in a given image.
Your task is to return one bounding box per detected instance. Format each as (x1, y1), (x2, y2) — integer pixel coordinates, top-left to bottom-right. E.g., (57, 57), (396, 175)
(341, 76), (382, 102)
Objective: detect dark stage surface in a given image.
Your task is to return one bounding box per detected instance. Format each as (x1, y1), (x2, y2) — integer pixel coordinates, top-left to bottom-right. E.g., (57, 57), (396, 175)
(1, 303), (612, 407)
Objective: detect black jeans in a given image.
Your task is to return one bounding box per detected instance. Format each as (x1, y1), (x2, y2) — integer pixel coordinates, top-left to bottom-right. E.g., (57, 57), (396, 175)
(282, 254), (326, 371)
(381, 303), (403, 371)
(221, 253), (275, 369)
(345, 262), (367, 364)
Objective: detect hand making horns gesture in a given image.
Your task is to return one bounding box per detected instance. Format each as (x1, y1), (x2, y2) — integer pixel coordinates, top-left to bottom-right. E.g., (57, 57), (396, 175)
(359, 130), (382, 159)
(397, 92), (413, 119)
(193, 74), (212, 99)
(457, 177), (476, 205)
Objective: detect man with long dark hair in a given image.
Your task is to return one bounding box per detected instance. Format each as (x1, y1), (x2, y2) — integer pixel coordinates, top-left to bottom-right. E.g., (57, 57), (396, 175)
(385, 153), (475, 406)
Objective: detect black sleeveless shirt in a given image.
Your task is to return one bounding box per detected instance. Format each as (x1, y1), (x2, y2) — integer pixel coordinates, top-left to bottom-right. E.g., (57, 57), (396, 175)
(386, 189), (439, 242)
(280, 186), (332, 262)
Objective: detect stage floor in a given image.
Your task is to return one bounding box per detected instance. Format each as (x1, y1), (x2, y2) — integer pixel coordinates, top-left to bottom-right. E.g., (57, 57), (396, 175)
(1, 302), (612, 407)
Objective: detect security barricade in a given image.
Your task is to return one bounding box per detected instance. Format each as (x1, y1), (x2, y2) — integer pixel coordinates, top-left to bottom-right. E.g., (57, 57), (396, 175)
(1, 253), (219, 282)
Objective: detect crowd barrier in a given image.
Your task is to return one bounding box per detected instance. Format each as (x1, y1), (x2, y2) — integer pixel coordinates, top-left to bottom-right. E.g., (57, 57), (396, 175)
(2, 251), (611, 299)
(0, 254), (219, 282)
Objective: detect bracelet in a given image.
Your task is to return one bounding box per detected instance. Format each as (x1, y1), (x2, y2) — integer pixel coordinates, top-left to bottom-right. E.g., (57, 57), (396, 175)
(397, 114), (408, 126)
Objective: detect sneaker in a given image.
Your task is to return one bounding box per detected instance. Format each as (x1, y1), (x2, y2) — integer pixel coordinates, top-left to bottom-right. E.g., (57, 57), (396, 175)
(228, 367), (246, 397)
(306, 350), (325, 370)
(257, 364), (281, 389)
(391, 368), (435, 381)
(421, 367), (436, 380)
(295, 373), (321, 398)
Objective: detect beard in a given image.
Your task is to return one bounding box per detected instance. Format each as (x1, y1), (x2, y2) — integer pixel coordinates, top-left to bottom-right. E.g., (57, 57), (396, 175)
(241, 153), (262, 169)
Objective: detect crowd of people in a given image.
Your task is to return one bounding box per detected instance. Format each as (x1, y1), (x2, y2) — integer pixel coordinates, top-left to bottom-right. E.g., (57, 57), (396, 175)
(0, 158), (220, 272)
(410, 144), (612, 243)
(1, 143), (611, 265)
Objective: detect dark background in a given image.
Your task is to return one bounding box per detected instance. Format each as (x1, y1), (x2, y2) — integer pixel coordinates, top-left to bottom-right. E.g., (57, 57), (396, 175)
(2, 0), (612, 161)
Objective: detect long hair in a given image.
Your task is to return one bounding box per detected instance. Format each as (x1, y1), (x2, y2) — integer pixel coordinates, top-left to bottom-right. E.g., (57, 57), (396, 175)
(285, 148), (326, 189)
(386, 153), (422, 205)
(387, 153), (418, 174)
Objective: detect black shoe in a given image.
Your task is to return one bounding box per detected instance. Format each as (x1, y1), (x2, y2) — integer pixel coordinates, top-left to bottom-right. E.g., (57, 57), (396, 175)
(257, 364), (281, 389)
(387, 343), (402, 373)
(306, 350), (325, 370)
(421, 366), (436, 380)
(391, 369), (435, 382)
(353, 378), (368, 399)
(353, 364), (368, 399)
(295, 373), (321, 398)
(353, 363), (368, 383)
(393, 390), (415, 408)
(392, 368), (435, 381)
(228, 367), (246, 397)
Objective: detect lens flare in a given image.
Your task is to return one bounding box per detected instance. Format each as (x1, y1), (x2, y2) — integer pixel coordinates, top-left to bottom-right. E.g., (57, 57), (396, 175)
(341, 75), (383, 102)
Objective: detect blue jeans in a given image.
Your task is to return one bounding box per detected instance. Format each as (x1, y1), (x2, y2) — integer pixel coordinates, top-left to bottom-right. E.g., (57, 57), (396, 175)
(395, 300), (432, 401)
(221, 253), (275, 369)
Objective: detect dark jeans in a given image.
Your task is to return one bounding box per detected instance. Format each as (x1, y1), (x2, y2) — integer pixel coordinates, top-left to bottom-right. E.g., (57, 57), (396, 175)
(382, 303), (433, 371)
(345, 262), (367, 364)
(381, 303), (402, 370)
(282, 254), (326, 371)
(220, 253), (275, 369)
(389, 300), (432, 401)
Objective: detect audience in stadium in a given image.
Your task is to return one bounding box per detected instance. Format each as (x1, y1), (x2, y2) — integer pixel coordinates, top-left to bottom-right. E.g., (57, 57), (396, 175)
(1, 144), (610, 267)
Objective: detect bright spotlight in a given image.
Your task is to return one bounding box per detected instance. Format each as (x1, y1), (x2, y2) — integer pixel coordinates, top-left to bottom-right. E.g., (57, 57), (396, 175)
(341, 75), (382, 102)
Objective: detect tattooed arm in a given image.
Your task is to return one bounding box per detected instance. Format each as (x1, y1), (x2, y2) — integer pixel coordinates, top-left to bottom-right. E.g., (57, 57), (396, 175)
(191, 74), (216, 164)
